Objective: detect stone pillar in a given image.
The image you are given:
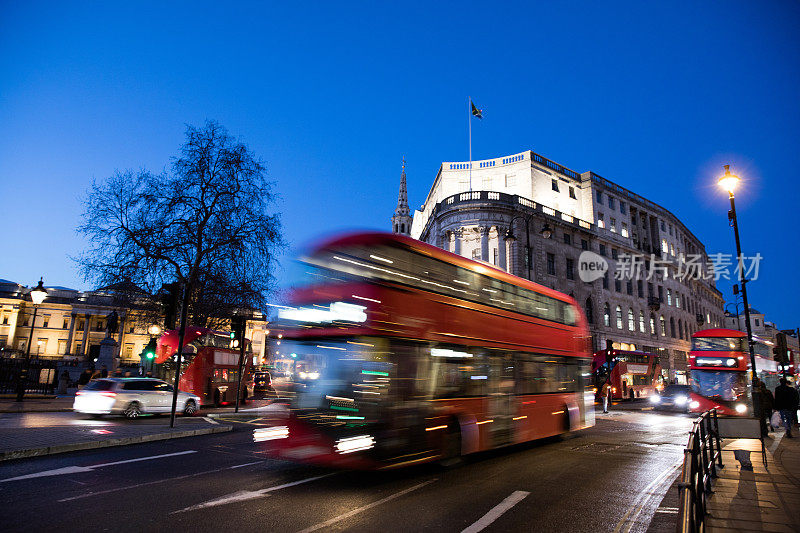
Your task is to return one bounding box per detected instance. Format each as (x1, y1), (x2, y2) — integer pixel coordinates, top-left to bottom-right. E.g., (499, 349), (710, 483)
(96, 336), (119, 374)
(80, 314), (91, 356)
(496, 226), (507, 272)
(453, 228), (463, 257)
(5, 307), (19, 348)
(116, 313), (127, 360)
(480, 226), (489, 262)
(65, 312), (77, 355)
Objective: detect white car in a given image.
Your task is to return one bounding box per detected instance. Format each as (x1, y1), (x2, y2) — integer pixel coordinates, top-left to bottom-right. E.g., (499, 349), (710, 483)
(73, 378), (201, 419)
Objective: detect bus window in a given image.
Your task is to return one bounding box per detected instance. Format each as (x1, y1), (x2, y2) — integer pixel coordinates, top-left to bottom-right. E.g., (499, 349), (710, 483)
(692, 337), (745, 351)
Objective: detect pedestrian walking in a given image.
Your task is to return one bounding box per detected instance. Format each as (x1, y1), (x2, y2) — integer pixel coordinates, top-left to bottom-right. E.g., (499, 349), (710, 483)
(774, 378), (800, 438)
(601, 382), (612, 413)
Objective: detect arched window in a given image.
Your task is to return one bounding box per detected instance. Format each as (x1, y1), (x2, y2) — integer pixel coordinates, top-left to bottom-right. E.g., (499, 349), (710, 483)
(628, 308), (635, 331)
(650, 314), (656, 335)
(667, 289), (672, 306)
(670, 317), (676, 338)
(616, 306), (623, 329)
(639, 311), (645, 333)
(585, 298), (594, 324)
(400, 223), (405, 234)
(603, 303), (610, 327)
(660, 315), (667, 336)
(678, 319), (683, 340)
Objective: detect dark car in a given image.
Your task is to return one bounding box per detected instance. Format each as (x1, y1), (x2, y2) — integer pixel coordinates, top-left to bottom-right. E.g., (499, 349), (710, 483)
(650, 384), (692, 412)
(253, 371), (275, 398)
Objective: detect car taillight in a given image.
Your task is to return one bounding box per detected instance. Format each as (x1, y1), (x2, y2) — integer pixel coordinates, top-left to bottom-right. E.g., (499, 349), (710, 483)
(99, 392), (117, 398)
(75, 391), (84, 396)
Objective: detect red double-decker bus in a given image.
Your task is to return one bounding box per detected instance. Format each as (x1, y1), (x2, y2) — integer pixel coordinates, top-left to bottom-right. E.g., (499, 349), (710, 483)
(688, 328), (751, 416)
(254, 232), (594, 469)
(155, 327), (255, 407)
(592, 349), (663, 400)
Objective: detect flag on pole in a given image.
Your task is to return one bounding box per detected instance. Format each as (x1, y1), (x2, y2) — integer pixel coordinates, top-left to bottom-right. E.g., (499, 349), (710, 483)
(471, 101), (483, 119)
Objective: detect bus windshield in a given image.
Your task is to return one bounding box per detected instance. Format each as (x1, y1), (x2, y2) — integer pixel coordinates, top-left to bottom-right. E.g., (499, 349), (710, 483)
(690, 370), (748, 401)
(692, 337), (745, 351)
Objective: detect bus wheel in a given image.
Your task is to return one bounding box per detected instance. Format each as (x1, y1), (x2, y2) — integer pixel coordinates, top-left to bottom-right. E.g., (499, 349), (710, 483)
(124, 402), (141, 419)
(440, 420), (462, 467)
(184, 400), (198, 416)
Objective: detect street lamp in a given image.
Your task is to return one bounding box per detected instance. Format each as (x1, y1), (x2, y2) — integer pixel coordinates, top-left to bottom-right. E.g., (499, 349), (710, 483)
(17, 278), (47, 402)
(504, 215), (553, 280)
(718, 165), (760, 418)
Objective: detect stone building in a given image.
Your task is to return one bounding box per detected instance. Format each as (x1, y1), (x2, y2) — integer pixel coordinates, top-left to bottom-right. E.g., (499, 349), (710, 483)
(0, 279), (271, 366)
(404, 150), (725, 382)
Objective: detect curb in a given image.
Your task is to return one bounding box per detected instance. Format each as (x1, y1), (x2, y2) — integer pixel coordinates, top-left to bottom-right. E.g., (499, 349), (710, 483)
(0, 408), (74, 413)
(0, 425), (232, 462)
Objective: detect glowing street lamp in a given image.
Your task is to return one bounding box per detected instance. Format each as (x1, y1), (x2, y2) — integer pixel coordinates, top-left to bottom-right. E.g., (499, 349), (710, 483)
(17, 278), (47, 402)
(718, 165), (740, 194)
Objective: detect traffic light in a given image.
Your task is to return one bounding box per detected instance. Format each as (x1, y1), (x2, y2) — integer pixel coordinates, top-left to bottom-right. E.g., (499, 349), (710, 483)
(140, 338), (157, 361)
(160, 282), (181, 330)
(230, 315), (246, 349)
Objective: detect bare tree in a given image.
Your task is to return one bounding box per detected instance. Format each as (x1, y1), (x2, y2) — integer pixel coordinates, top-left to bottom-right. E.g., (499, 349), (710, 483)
(77, 120), (283, 329)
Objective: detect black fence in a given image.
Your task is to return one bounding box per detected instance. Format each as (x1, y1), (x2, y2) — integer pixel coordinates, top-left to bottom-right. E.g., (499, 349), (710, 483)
(676, 409), (724, 533)
(0, 358), (60, 395)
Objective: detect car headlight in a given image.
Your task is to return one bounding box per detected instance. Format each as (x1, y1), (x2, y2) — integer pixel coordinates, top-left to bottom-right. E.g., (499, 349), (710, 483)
(675, 396), (687, 405)
(334, 435), (375, 454)
(650, 395), (661, 404)
(735, 403), (747, 414)
(689, 400), (700, 409)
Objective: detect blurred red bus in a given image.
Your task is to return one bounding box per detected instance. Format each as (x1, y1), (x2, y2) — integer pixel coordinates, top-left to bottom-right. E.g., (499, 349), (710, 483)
(155, 327), (254, 407)
(592, 349), (663, 400)
(254, 232), (594, 469)
(688, 328), (751, 416)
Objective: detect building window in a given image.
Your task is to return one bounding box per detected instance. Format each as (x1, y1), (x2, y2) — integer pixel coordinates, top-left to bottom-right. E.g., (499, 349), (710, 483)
(597, 213), (605, 229)
(566, 258), (575, 280)
(0, 335), (6, 348)
(596, 190), (603, 204)
(581, 239), (588, 251)
(42, 315), (50, 328)
(658, 286), (664, 302)
(551, 179), (559, 192)
(57, 339), (67, 355)
(670, 317), (676, 338)
(612, 248), (618, 260)
(599, 244), (606, 256)
(603, 272), (609, 289)
(614, 279), (621, 292)
(678, 319), (683, 340)
(626, 280), (633, 295)
(1, 314), (7, 325)
(637, 280), (643, 298)
(95, 321), (104, 332)
(563, 233), (571, 245)
(23, 316), (29, 327)
(62, 317), (69, 329)
(609, 197), (616, 209)
(754, 318), (760, 326)
(667, 289), (672, 306)
(648, 283), (654, 298)
(650, 314), (656, 335)
(471, 248), (481, 260)
(78, 320), (85, 330)
(493, 248), (498, 265)
(616, 306), (623, 329)
(129, 325), (135, 333)
(639, 311), (646, 333)
(547, 253), (556, 275)
(621, 223), (629, 238)
(660, 220), (666, 231)
(569, 186), (576, 199)
(660, 316), (666, 336)
(604, 304), (611, 327)
(124, 343), (134, 358)
(676, 295), (681, 309)
(620, 201), (627, 214)
(585, 298), (594, 324)
(610, 218), (617, 233)
(628, 308), (635, 331)
(36, 338), (47, 355)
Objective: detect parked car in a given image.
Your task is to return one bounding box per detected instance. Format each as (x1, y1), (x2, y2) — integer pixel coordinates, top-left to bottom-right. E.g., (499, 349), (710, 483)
(73, 378), (201, 419)
(650, 384), (692, 412)
(253, 370), (275, 398)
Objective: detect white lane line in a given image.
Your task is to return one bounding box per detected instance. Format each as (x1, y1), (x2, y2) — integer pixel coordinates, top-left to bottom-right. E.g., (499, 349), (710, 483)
(461, 491), (530, 533)
(203, 416), (220, 425)
(297, 479), (437, 533)
(613, 462), (682, 533)
(57, 460), (264, 502)
(172, 473), (335, 514)
(0, 450), (197, 483)
(228, 460), (263, 469)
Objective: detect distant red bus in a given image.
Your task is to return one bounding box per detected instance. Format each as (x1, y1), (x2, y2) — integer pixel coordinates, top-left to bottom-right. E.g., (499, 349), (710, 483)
(254, 232), (594, 469)
(689, 328), (751, 416)
(155, 327), (254, 407)
(592, 349), (663, 400)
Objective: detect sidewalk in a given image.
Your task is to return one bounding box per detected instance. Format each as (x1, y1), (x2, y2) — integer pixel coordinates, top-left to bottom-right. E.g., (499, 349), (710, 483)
(704, 430), (800, 532)
(0, 396), (75, 413)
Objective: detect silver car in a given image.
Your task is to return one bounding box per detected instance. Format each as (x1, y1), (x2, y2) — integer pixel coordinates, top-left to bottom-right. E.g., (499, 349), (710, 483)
(73, 378), (201, 419)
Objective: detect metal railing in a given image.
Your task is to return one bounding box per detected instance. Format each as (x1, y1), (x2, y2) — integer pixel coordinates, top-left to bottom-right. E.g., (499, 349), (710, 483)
(676, 408), (724, 533)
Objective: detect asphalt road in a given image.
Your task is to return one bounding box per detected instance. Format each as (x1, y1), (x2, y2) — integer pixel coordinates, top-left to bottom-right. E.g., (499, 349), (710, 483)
(0, 409), (693, 533)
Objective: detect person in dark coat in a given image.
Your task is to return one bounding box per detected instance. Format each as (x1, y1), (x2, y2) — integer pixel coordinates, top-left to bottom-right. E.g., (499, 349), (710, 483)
(774, 378), (800, 438)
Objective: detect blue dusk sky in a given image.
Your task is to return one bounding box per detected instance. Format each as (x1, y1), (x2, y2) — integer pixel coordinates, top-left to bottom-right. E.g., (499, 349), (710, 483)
(0, 2), (798, 329)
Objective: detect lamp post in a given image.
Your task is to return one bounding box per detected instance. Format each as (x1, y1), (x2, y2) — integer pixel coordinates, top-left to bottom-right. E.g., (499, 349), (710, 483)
(718, 165), (760, 420)
(16, 278), (47, 402)
(146, 324), (161, 375)
(503, 214), (552, 280)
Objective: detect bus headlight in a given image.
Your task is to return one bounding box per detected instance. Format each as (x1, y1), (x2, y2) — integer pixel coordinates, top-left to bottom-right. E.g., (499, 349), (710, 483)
(735, 403), (747, 414)
(650, 395), (661, 404)
(675, 396), (687, 405)
(334, 435), (375, 454)
(689, 400), (700, 409)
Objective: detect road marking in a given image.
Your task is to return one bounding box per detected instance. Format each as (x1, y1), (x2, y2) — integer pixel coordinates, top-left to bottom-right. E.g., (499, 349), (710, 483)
(228, 460), (263, 469)
(172, 473), (334, 513)
(0, 450), (197, 483)
(655, 507), (679, 514)
(57, 460), (264, 502)
(297, 479), (437, 533)
(461, 491), (530, 533)
(203, 416), (220, 425)
(613, 462), (682, 533)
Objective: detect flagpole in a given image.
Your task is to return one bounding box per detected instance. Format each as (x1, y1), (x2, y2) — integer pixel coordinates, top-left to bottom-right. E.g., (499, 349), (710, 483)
(468, 96), (472, 192)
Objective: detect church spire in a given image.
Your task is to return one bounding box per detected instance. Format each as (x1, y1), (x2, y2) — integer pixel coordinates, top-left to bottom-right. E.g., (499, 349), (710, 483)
(391, 157), (412, 236)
